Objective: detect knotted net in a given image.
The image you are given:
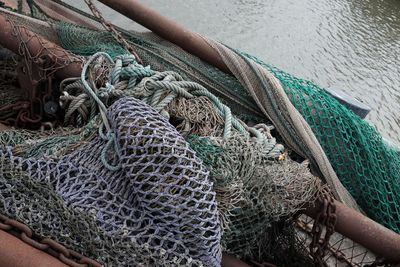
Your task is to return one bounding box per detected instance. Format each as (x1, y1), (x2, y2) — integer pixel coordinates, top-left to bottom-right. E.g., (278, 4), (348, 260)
(1, 1), (397, 266)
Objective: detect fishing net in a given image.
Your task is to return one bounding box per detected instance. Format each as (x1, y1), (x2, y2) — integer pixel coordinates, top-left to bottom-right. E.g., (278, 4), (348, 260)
(187, 134), (321, 262)
(0, 95), (322, 266)
(0, 155), (204, 266)
(0, 10), (323, 265)
(1, 97), (222, 266)
(0, 1), (399, 266)
(240, 55), (400, 233)
(52, 19), (400, 232)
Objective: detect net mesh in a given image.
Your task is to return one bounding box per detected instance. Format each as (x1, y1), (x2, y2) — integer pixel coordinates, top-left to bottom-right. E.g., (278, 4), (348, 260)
(0, 155), (204, 266)
(187, 134), (321, 261)
(244, 56), (400, 233)
(0, 1), (398, 266)
(1, 97), (222, 266)
(53, 20), (400, 233)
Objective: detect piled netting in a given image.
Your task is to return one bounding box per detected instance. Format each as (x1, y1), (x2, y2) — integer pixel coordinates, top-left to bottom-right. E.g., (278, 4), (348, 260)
(0, 16), (325, 265)
(187, 134), (321, 262)
(56, 22), (128, 58)
(0, 94), (322, 266)
(1, 97), (222, 266)
(52, 19), (400, 233)
(240, 53), (400, 233)
(0, 153), (204, 266)
(55, 51), (321, 265)
(53, 22), (264, 121)
(1, 1), (398, 266)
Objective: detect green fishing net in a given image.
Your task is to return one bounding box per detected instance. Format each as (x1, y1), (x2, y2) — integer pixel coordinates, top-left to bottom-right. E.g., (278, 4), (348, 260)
(248, 57), (400, 233)
(0, 2), (398, 266)
(53, 21), (400, 233)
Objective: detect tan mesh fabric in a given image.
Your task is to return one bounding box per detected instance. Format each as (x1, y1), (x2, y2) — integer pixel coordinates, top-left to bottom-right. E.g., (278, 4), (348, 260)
(202, 37), (359, 210)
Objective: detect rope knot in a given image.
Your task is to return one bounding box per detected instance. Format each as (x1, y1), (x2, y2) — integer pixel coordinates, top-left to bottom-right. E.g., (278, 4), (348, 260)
(116, 54), (137, 66)
(98, 82), (115, 98)
(99, 124), (122, 171)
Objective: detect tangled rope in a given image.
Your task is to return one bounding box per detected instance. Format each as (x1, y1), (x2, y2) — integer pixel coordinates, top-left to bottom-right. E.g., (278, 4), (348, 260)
(60, 52), (284, 169)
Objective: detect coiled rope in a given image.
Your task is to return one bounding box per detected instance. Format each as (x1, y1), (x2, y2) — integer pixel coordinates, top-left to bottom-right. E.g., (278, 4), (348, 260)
(61, 52), (284, 170)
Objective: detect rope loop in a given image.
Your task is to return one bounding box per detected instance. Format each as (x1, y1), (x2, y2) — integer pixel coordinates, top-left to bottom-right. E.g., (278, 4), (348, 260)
(98, 124), (121, 171)
(61, 51), (283, 168)
(81, 52), (122, 171)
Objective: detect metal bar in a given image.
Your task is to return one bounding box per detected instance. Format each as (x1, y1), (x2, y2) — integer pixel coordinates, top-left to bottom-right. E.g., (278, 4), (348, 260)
(97, 0), (231, 74)
(1, 3), (399, 263)
(221, 253), (251, 267)
(305, 199), (400, 263)
(34, 0), (98, 29)
(0, 229), (68, 267)
(0, 11), (81, 79)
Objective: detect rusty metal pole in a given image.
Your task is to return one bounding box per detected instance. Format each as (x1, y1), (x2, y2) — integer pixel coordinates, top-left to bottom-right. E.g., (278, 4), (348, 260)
(0, 12), (82, 79)
(0, 230), (68, 267)
(221, 253), (252, 267)
(306, 199), (400, 263)
(33, 0), (98, 29)
(97, 0), (231, 74)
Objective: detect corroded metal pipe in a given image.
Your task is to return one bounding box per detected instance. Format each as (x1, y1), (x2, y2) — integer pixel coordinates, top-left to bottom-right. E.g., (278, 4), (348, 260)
(34, 0), (98, 29)
(97, 0), (231, 74)
(0, 123), (10, 132)
(306, 199), (400, 263)
(221, 253), (251, 267)
(0, 230), (68, 267)
(0, 11), (81, 79)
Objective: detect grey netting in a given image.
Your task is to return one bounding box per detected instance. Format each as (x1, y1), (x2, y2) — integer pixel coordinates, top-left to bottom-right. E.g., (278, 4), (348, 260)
(187, 134), (321, 261)
(1, 97), (222, 266)
(0, 155), (204, 266)
(0, 2), (392, 266)
(203, 39), (360, 209)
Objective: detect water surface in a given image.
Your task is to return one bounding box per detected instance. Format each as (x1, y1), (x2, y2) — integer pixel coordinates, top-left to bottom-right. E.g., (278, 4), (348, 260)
(73, 0), (400, 142)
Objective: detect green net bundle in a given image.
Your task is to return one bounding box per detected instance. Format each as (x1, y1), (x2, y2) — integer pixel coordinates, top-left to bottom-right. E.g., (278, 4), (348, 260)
(0, 11), (323, 266)
(53, 21), (400, 233)
(0, 1), (399, 266)
(248, 57), (400, 233)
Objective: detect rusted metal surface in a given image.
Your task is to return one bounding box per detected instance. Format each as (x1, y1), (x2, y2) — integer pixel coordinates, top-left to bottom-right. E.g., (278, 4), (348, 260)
(34, 0), (98, 29)
(0, 229), (68, 267)
(309, 189), (337, 266)
(221, 253), (252, 267)
(97, 0), (231, 74)
(306, 199), (400, 264)
(0, 213), (101, 267)
(0, 123), (10, 131)
(1, 0), (30, 13)
(0, 9), (83, 127)
(85, 0), (142, 64)
(0, 12), (82, 79)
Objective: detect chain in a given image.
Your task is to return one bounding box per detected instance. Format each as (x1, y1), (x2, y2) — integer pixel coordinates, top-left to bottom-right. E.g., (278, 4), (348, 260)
(309, 188), (337, 267)
(84, 0), (143, 64)
(1, 17), (82, 129)
(0, 213), (101, 267)
(297, 216), (359, 266)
